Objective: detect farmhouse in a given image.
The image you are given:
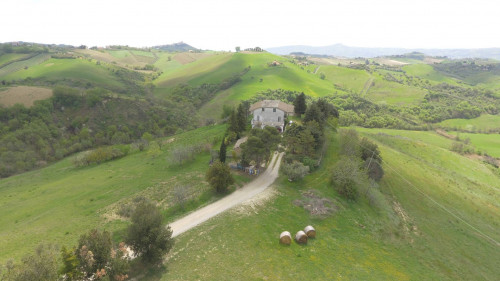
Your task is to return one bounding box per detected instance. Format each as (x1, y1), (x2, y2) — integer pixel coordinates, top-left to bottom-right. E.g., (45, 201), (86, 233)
(249, 100), (294, 132)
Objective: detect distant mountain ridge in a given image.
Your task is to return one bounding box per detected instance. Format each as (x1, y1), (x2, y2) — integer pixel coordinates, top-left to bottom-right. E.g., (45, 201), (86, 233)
(152, 42), (198, 52)
(266, 44), (500, 59)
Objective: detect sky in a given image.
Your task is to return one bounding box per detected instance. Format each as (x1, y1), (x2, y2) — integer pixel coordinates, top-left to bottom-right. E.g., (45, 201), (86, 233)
(1, 0), (499, 50)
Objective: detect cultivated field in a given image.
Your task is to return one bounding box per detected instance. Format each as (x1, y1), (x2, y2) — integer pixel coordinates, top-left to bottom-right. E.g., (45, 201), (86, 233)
(0, 86), (52, 107)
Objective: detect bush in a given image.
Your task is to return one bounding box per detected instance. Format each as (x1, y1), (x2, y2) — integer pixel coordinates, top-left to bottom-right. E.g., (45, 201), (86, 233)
(331, 156), (366, 200)
(281, 161), (310, 181)
(73, 146), (127, 167)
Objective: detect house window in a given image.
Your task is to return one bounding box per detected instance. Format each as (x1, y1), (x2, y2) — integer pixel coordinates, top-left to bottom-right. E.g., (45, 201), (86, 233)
(262, 108), (264, 112)
(278, 116), (281, 122)
(273, 108), (276, 112)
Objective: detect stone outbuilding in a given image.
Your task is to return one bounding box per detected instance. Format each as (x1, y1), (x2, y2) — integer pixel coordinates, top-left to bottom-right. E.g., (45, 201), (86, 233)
(249, 100), (294, 132)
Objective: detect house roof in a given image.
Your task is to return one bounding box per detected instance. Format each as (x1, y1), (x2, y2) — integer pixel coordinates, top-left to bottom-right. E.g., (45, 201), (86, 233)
(249, 100), (294, 113)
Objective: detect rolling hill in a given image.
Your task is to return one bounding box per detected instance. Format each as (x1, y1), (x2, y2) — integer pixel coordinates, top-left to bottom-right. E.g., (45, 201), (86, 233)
(0, 43), (499, 280)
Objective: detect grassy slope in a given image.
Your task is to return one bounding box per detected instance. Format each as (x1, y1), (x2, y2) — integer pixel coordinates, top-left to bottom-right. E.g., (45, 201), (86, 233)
(2, 58), (125, 89)
(318, 65), (372, 94)
(161, 128), (500, 280)
(403, 64), (459, 85)
(0, 125), (235, 264)
(0, 53), (31, 66)
(196, 53), (337, 119)
(453, 132), (500, 157)
(0, 54), (51, 77)
(436, 114), (500, 131)
(366, 72), (428, 105)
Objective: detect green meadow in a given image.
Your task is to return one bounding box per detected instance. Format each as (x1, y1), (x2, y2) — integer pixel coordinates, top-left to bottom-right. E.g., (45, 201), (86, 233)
(453, 132), (500, 157)
(2, 58), (125, 89)
(317, 65), (372, 94)
(0, 125), (243, 264)
(436, 114), (500, 132)
(159, 128), (500, 280)
(0, 54), (51, 77)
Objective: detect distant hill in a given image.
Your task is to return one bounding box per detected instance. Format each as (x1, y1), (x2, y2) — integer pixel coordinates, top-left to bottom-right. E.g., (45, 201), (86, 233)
(153, 42), (198, 52)
(267, 44), (500, 59)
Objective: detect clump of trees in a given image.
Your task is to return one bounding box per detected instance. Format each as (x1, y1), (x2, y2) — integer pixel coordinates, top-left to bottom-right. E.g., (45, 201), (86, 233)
(331, 128), (384, 200)
(281, 161), (310, 181)
(240, 127), (280, 168)
(73, 146), (128, 167)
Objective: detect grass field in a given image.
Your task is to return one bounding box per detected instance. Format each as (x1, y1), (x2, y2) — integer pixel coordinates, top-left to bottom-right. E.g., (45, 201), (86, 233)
(436, 114), (500, 132)
(0, 86), (52, 107)
(0, 53), (51, 77)
(158, 128), (500, 280)
(0, 53), (31, 67)
(2, 58), (125, 90)
(403, 64), (459, 85)
(194, 52), (338, 120)
(317, 65), (372, 94)
(366, 74), (428, 105)
(0, 125), (254, 264)
(451, 132), (500, 157)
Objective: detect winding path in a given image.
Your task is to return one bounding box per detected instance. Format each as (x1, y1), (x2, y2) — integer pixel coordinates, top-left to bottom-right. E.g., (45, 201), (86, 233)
(169, 152), (284, 237)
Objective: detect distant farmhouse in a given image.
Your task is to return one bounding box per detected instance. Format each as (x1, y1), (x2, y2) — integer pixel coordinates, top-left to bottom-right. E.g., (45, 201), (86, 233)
(249, 100), (294, 132)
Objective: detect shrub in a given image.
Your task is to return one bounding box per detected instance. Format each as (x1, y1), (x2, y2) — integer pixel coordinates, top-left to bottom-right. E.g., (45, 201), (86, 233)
(281, 161), (310, 181)
(331, 156), (366, 200)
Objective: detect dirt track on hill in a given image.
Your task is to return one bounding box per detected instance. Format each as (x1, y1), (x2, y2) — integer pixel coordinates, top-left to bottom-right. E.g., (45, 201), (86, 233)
(169, 152), (284, 237)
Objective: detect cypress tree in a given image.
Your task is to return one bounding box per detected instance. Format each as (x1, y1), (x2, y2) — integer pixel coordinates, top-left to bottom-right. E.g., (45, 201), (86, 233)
(219, 138), (227, 163)
(236, 103), (247, 132)
(294, 92), (307, 116)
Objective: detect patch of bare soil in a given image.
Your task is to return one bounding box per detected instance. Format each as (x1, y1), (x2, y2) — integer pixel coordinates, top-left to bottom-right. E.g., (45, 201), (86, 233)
(293, 190), (338, 217)
(0, 86), (52, 107)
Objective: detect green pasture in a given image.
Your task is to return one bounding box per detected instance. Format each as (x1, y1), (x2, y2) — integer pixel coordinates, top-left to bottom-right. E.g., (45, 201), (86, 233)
(0, 54), (51, 77)
(403, 64), (459, 85)
(0, 53), (30, 66)
(0, 125), (244, 264)
(318, 65), (372, 94)
(366, 74), (428, 105)
(436, 114), (500, 132)
(2, 58), (125, 90)
(158, 128), (500, 280)
(107, 50), (132, 58)
(452, 132), (500, 157)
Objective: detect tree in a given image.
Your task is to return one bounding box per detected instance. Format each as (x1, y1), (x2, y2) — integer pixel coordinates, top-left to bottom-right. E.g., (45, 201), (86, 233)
(319, 72), (326, 80)
(293, 92), (307, 116)
(228, 109), (239, 133)
(236, 103), (247, 132)
(241, 136), (266, 167)
(339, 128), (360, 158)
(126, 201), (174, 264)
(219, 137), (227, 163)
(206, 160), (234, 193)
(303, 102), (323, 125)
(282, 161), (309, 181)
(77, 229), (112, 277)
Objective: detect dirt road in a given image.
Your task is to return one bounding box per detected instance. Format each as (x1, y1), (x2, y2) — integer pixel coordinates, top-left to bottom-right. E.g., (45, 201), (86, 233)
(169, 152), (284, 237)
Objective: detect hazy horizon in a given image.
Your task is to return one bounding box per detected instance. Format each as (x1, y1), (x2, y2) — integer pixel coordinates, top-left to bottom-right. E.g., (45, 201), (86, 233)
(2, 0), (499, 51)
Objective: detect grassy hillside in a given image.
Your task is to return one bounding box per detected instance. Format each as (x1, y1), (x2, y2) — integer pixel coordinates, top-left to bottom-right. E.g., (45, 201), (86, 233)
(160, 128), (500, 280)
(317, 65), (372, 94)
(436, 114), (500, 132)
(0, 125), (242, 264)
(2, 58), (126, 90)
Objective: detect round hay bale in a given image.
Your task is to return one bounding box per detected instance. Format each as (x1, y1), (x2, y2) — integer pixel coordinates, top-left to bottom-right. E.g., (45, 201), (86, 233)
(279, 231), (292, 245)
(304, 225), (316, 238)
(295, 230), (308, 244)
